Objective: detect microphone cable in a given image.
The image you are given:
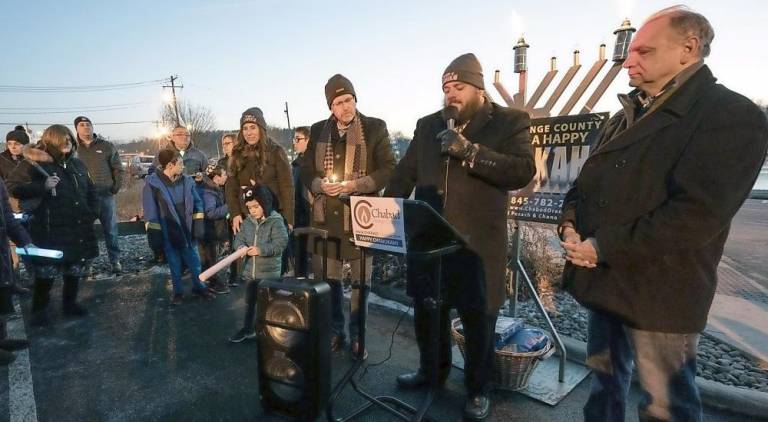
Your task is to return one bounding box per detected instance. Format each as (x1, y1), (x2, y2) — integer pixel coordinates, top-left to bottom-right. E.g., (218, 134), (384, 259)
(360, 299), (414, 380)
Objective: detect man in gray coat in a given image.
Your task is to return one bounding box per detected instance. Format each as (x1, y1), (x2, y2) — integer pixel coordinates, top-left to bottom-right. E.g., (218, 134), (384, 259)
(155, 126), (209, 176)
(74, 116), (124, 274)
(559, 6), (768, 421)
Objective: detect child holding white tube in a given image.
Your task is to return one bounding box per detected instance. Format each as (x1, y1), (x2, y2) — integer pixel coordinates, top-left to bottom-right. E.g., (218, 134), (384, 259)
(228, 185), (288, 343)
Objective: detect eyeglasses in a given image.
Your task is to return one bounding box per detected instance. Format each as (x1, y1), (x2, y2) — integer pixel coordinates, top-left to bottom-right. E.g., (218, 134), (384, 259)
(293, 137), (307, 142)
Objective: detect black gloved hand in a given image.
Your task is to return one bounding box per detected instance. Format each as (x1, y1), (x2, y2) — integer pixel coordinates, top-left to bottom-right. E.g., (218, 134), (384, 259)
(437, 129), (478, 162)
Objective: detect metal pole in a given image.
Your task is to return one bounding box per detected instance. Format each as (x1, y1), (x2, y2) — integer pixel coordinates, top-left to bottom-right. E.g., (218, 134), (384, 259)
(284, 102), (291, 130)
(163, 75), (183, 126)
(516, 258), (566, 382)
(508, 222), (521, 317)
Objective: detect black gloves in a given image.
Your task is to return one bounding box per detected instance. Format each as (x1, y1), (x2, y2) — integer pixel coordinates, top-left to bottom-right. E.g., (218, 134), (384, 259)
(437, 129), (478, 162)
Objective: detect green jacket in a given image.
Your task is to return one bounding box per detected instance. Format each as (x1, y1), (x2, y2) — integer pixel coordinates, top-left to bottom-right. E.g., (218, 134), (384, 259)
(234, 210), (288, 280)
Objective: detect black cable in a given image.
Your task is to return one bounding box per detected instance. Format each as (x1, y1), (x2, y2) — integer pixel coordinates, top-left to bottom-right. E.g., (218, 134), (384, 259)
(360, 299), (413, 380)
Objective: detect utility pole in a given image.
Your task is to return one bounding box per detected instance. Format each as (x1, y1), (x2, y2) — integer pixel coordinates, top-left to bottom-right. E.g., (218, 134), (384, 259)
(163, 75), (183, 126)
(284, 101), (291, 130)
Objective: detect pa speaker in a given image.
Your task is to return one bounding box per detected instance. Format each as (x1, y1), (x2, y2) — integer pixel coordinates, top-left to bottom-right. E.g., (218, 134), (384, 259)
(256, 278), (331, 421)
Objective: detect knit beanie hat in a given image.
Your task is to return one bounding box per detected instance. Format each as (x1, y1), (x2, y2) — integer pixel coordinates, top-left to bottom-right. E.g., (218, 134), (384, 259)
(74, 116), (92, 127)
(205, 163), (226, 178)
(6, 129), (30, 145)
(240, 107), (266, 131)
(324, 74), (356, 108)
(241, 185), (274, 216)
(157, 149), (180, 168)
(442, 53), (485, 90)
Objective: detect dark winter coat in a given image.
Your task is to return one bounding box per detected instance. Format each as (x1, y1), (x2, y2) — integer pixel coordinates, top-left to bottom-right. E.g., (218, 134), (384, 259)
(142, 171), (204, 250)
(0, 150), (23, 182)
(225, 138), (294, 225)
(301, 114), (396, 260)
(76, 136), (124, 196)
(560, 65), (768, 333)
(384, 100), (535, 313)
(292, 155), (310, 228)
(6, 147), (99, 265)
(0, 179), (32, 287)
(195, 176), (229, 242)
(0, 150), (24, 212)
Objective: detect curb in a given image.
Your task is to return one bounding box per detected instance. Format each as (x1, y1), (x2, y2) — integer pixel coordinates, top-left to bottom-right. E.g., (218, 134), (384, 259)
(369, 284), (768, 420)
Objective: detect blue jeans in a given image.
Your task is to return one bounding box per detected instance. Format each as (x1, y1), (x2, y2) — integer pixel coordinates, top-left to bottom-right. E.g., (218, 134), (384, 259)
(584, 310), (702, 422)
(163, 240), (206, 296)
(98, 195), (120, 263)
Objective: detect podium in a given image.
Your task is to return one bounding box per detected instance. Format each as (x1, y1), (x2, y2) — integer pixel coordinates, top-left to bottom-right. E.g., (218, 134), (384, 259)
(325, 198), (467, 422)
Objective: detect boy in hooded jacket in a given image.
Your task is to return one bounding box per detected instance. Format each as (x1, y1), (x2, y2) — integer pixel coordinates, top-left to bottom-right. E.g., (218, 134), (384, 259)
(195, 164), (230, 294)
(143, 149), (215, 305)
(228, 185), (288, 343)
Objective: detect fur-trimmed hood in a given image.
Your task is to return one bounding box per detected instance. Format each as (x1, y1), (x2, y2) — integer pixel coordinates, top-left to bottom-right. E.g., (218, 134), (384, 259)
(22, 144), (54, 164)
(22, 143), (75, 164)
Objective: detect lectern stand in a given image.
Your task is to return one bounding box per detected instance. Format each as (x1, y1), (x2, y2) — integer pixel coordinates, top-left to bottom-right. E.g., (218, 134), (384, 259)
(325, 199), (467, 422)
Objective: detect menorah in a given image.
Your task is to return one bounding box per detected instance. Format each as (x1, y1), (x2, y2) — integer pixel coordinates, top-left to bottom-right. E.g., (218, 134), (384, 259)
(495, 18), (636, 117)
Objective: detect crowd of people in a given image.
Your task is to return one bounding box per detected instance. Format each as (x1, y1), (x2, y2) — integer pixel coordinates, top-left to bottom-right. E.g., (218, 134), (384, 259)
(0, 5), (767, 421)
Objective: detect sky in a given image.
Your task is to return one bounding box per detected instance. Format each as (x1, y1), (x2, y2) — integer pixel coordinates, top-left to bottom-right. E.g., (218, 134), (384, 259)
(2, 0), (766, 143)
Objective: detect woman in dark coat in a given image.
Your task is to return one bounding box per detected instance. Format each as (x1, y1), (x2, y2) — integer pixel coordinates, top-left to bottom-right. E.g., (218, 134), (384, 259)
(225, 107), (293, 235)
(7, 124), (99, 326)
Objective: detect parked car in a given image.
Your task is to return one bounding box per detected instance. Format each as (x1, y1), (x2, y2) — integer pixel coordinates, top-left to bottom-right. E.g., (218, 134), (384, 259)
(123, 154), (155, 178)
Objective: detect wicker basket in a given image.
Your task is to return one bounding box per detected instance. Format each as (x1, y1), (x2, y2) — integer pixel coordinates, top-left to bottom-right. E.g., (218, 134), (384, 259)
(450, 318), (554, 391)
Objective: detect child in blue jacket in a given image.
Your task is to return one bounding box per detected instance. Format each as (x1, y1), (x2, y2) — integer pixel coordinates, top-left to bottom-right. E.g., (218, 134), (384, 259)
(143, 150), (215, 305)
(195, 164), (230, 294)
(228, 185), (288, 343)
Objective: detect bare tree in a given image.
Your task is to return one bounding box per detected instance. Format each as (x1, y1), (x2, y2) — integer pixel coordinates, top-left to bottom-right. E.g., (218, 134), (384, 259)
(161, 100), (217, 146)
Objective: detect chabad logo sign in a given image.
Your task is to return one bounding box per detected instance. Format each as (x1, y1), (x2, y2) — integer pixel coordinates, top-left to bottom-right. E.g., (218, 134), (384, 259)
(350, 196), (406, 254)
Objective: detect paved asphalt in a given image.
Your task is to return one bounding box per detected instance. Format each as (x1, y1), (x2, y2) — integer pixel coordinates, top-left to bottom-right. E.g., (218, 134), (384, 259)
(0, 269), (756, 421)
(723, 199), (768, 290)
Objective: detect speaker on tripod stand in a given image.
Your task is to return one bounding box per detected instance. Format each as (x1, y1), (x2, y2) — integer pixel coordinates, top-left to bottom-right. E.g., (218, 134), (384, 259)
(256, 278), (331, 420)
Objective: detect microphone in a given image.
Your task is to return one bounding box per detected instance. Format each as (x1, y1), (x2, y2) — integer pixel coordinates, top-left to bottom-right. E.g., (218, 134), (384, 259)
(441, 106), (459, 163)
(443, 105), (459, 131)
(51, 172), (58, 197)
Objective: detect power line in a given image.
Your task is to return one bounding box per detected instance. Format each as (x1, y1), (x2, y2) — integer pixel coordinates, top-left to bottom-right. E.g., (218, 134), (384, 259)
(0, 105), (148, 115)
(0, 120), (155, 126)
(0, 101), (149, 111)
(0, 78), (168, 93)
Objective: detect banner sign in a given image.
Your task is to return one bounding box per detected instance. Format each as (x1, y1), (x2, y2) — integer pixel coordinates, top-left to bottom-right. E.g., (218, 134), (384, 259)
(350, 196), (407, 254)
(508, 112), (609, 223)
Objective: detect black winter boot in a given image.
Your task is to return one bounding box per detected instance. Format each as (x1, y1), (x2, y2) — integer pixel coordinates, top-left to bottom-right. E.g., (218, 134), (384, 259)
(31, 279), (53, 327)
(62, 276), (88, 317)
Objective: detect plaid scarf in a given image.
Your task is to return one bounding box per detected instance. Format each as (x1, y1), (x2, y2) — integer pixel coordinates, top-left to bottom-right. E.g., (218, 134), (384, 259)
(314, 112), (367, 229)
